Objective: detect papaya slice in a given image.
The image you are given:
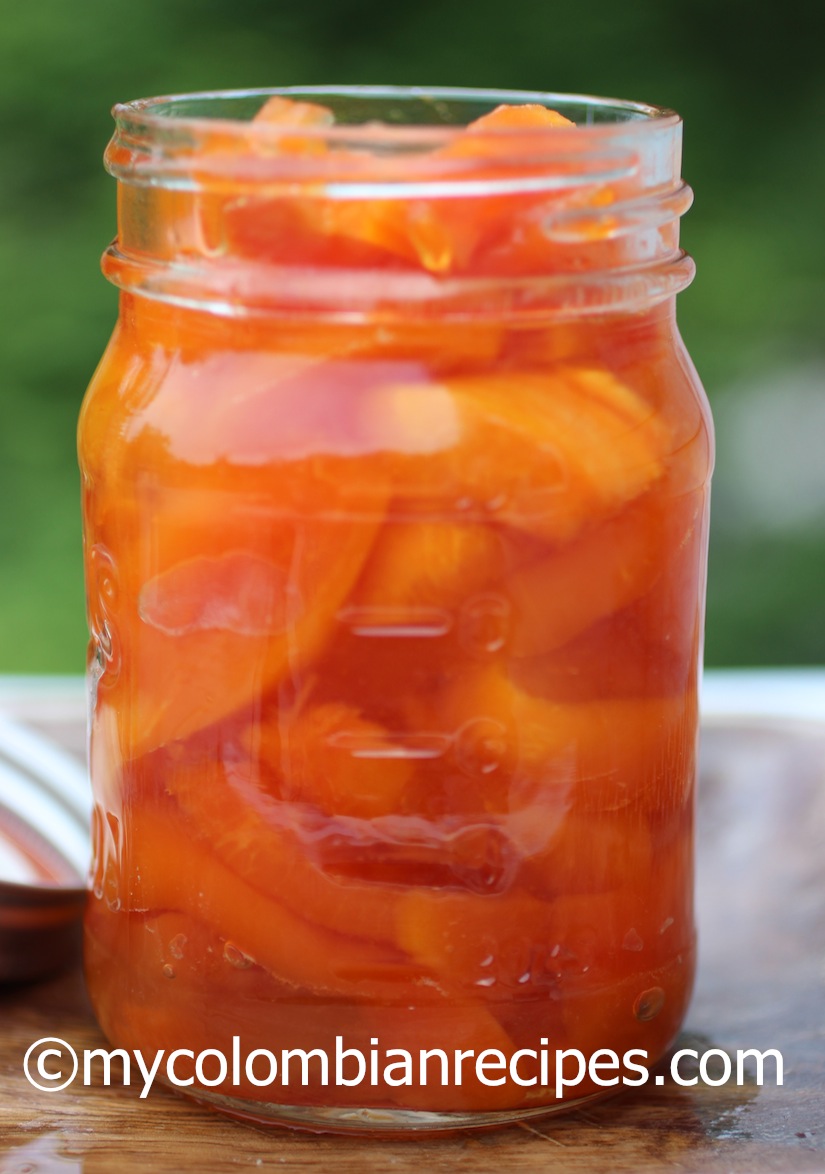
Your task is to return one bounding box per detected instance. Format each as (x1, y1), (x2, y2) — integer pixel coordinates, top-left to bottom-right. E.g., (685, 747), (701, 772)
(242, 699), (418, 820)
(349, 521), (503, 620)
(507, 582), (700, 707)
(490, 486), (706, 711)
(505, 492), (665, 655)
(336, 103), (574, 274)
(86, 903), (526, 1110)
(359, 999), (523, 1112)
(520, 810), (653, 899)
(397, 859), (691, 999)
(85, 908), (378, 1105)
(156, 753), (405, 945)
(396, 885), (560, 988)
(253, 95), (334, 132)
(430, 662), (695, 817)
(120, 799), (421, 999)
(100, 504), (382, 761)
(217, 99), (582, 276)
(363, 365), (667, 543)
(156, 723), (555, 941)
(85, 348), (406, 760)
(394, 881), (665, 1018)
(445, 104), (575, 145)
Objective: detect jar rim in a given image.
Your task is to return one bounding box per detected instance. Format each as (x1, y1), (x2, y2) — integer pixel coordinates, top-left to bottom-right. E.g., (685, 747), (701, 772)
(112, 85), (681, 147)
(104, 86), (692, 317)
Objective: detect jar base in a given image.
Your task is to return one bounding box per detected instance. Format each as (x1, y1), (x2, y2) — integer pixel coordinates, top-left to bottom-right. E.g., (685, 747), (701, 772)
(184, 1087), (612, 1136)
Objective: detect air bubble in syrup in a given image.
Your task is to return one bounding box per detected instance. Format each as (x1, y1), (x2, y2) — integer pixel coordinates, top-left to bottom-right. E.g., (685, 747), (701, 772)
(622, 927), (644, 952)
(450, 825), (517, 894)
(223, 940), (254, 969)
(459, 593), (511, 655)
(455, 718), (508, 777)
(634, 986), (665, 1021)
(169, 933), (187, 959)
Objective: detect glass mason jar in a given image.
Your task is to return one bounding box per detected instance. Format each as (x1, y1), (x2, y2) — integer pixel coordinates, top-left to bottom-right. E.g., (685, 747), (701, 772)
(79, 87), (713, 1133)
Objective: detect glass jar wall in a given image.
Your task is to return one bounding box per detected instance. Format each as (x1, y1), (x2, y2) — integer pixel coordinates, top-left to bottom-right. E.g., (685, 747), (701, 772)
(79, 88), (713, 1132)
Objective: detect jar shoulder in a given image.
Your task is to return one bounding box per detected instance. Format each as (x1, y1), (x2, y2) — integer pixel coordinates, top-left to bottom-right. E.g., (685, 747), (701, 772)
(79, 302), (712, 483)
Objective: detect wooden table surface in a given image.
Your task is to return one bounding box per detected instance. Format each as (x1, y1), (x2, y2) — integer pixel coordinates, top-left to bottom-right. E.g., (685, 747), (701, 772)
(0, 687), (823, 1172)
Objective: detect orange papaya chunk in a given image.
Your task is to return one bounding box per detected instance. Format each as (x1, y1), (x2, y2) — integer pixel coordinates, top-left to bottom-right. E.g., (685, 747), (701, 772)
(86, 904), (526, 1110)
(103, 503), (382, 760)
(355, 104), (574, 272)
(363, 1000), (523, 1112)
(286, 191), (480, 275)
(396, 885), (564, 993)
(138, 549), (289, 637)
(506, 482), (704, 658)
(231, 102), (575, 275)
(162, 724), (535, 914)
(232, 96), (415, 267)
(349, 521), (503, 626)
(84, 909), (389, 1103)
(310, 197), (429, 268)
(435, 663), (695, 816)
(498, 487), (706, 707)
(394, 881), (676, 1028)
(521, 810), (653, 899)
(507, 527), (705, 706)
(121, 348), (432, 473)
(253, 95), (334, 129)
(505, 492), (664, 655)
(396, 104), (574, 272)
(471, 104), (575, 131)
(367, 366), (667, 542)
(243, 699), (417, 820)
(86, 351), (401, 759)
(122, 799), (419, 999)
(160, 752), (419, 948)
(445, 103), (575, 156)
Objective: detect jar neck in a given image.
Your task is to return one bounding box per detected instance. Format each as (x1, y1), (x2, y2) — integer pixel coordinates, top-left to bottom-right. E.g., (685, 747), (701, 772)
(117, 291), (680, 370)
(102, 87), (695, 320)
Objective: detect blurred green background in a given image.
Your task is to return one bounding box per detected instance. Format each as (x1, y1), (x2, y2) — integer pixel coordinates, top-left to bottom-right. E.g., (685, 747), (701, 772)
(1, 0), (823, 672)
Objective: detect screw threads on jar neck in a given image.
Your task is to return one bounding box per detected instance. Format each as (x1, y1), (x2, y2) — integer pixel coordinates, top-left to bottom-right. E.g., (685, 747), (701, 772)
(102, 87), (695, 319)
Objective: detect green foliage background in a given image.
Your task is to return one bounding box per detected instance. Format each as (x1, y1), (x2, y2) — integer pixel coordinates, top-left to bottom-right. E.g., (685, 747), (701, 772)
(1, 0), (823, 671)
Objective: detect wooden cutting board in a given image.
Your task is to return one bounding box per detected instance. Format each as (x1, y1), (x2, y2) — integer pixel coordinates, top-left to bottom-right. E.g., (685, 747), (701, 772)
(0, 698), (823, 1172)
